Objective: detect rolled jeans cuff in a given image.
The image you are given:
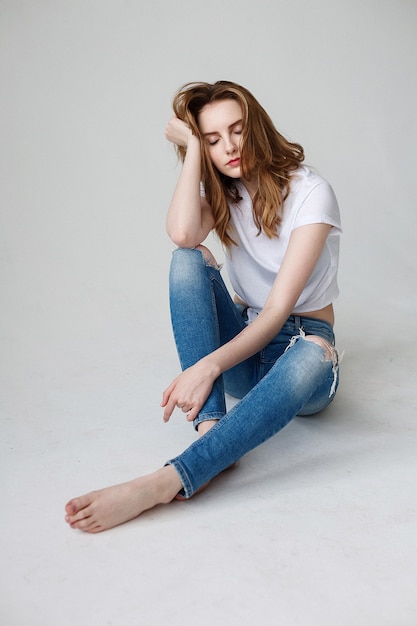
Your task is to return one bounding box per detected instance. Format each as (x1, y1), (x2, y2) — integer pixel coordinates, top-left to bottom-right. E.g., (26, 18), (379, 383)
(193, 411), (225, 431)
(165, 459), (193, 499)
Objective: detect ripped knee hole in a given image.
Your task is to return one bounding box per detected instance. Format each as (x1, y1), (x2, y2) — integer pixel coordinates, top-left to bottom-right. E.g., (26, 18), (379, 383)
(304, 335), (335, 361)
(195, 245), (221, 270)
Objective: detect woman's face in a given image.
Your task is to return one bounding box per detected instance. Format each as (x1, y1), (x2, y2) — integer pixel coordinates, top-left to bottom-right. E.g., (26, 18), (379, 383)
(198, 99), (243, 178)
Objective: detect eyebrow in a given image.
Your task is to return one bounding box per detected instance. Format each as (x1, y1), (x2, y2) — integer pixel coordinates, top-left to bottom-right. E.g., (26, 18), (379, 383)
(202, 119), (243, 137)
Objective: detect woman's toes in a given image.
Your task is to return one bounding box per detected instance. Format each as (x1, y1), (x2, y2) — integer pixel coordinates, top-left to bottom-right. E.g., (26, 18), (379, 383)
(65, 494), (94, 517)
(65, 501), (94, 527)
(70, 516), (93, 530)
(65, 500), (78, 516)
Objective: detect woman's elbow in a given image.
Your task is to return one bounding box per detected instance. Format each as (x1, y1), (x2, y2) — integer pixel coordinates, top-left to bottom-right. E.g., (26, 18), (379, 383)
(167, 229), (200, 249)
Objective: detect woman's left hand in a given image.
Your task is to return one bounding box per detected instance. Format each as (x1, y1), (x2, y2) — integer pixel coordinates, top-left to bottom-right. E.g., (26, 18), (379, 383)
(161, 361), (218, 423)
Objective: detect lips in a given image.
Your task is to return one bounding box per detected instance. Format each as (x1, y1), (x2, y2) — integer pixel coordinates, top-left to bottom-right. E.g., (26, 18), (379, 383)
(227, 158), (240, 166)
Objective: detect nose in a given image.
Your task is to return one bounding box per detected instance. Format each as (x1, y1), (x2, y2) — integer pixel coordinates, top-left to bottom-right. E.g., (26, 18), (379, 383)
(224, 136), (237, 154)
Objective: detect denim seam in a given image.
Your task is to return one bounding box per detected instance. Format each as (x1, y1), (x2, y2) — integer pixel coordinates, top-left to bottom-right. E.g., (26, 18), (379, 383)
(209, 275), (221, 348)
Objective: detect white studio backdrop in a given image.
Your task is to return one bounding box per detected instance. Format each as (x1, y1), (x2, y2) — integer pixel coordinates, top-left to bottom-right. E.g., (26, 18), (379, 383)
(1, 0), (416, 403)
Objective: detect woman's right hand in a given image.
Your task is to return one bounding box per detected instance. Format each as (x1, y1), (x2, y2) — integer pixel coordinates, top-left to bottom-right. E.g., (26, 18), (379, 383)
(165, 116), (194, 148)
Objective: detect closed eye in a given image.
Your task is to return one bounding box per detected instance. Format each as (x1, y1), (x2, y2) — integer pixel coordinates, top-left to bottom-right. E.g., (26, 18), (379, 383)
(203, 119), (243, 146)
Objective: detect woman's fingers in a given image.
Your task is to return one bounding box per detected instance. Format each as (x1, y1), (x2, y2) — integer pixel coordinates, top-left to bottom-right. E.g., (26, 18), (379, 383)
(165, 116), (192, 147)
(186, 407), (200, 422)
(161, 364), (215, 423)
(161, 380), (193, 422)
(161, 387), (201, 423)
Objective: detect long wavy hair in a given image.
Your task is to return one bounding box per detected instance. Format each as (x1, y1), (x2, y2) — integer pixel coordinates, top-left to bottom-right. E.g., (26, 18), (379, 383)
(172, 81), (304, 247)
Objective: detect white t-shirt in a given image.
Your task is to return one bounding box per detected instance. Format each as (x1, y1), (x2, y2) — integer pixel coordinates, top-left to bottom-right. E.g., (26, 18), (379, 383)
(205, 166), (342, 322)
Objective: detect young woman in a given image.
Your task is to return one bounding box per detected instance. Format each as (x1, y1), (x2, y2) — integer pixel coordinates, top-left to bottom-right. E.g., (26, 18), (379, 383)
(65, 81), (342, 533)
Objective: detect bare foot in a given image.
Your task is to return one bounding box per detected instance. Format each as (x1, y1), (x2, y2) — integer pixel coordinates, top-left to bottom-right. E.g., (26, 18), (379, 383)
(65, 466), (182, 533)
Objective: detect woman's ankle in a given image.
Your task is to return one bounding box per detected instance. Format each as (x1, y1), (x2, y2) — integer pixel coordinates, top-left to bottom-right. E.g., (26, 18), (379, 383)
(154, 465), (183, 503)
(197, 419), (219, 437)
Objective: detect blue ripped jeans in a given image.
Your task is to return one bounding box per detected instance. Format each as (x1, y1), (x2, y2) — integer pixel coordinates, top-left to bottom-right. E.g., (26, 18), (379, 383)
(167, 248), (340, 498)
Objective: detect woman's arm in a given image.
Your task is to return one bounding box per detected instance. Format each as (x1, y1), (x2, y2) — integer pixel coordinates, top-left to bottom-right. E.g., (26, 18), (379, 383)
(205, 222), (332, 371)
(162, 222), (332, 421)
(165, 116), (214, 247)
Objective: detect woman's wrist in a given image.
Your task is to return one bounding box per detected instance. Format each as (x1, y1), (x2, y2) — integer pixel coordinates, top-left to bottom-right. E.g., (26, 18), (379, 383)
(185, 133), (200, 151)
(200, 354), (222, 381)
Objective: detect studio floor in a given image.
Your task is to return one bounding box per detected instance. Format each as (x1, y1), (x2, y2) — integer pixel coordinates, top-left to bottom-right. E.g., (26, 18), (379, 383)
(1, 1), (417, 624)
(1, 305), (416, 626)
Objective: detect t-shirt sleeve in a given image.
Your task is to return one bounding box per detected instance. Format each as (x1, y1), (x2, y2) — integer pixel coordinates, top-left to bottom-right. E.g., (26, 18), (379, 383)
(292, 180), (342, 234)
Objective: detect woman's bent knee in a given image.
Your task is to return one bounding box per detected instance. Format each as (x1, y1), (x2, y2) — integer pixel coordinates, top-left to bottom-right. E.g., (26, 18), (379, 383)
(170, 246), (220, 286)
(172, 246), (218, 269)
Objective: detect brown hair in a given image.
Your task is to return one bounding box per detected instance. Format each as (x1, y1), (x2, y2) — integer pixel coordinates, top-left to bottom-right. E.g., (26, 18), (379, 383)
(172, 81), (304, 247)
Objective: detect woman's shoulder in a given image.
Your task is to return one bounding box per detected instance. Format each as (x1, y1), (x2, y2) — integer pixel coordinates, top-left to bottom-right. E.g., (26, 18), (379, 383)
(289, 165), (332, 194)
(287, 166), (341, 230)
(289, 166), (338, 209)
